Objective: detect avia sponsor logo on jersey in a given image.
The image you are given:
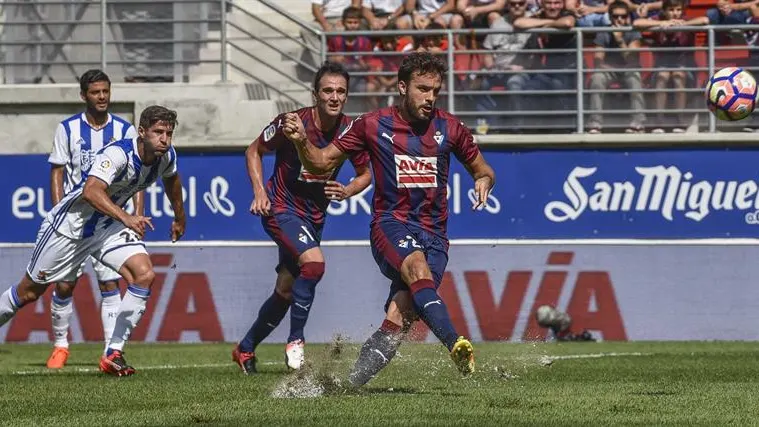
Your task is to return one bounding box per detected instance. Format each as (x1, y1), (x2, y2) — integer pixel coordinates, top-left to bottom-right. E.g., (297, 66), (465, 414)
(297, 165), (333, 183)
(545, 165), (759, 224)
(394, 155), (438, 188)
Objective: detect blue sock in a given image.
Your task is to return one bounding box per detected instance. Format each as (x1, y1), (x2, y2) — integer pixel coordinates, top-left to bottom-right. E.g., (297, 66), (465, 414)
(239, 291), (290, 353)
(288, 262), (324, 343)
(410, 279), (459, 350)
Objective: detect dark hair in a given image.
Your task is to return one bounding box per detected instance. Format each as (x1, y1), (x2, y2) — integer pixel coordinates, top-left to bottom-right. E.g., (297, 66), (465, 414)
(342, 6), (362, 21)
(139, 105), (178, 130)
(662, 0), (684, 9)
(313, 61), (350, 92)
(79, 69), (111, 93)
(608, 1), (630, 13)
(398, 51), (447, 84)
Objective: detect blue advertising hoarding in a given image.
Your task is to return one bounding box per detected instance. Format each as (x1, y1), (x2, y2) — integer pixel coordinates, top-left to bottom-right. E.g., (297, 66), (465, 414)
(3, 148), (759, 242)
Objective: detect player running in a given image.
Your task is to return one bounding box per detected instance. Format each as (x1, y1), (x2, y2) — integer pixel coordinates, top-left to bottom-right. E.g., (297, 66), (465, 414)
(46, 69), (144, 369)
(231, 62), (371, 374)
(283, 52), (496, 385)
(0, 105), (185, 377)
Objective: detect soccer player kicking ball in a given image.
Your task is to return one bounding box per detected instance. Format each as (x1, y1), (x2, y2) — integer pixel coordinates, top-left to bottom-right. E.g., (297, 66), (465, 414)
(231, 62), (371, 374)
(283, 52), (496, 385)
(0, 106), (185, 377)
(46, 69), (144, 369)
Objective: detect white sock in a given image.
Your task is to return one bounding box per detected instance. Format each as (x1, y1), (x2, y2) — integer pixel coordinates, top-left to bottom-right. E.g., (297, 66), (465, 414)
(0, 286), (22, 328)
(51, 291), (73, 348)
(107, 285), (149, 352)
(100, 290), (122, 354)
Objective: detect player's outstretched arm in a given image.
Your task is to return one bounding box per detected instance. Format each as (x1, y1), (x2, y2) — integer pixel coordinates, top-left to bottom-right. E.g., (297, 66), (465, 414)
(162, 173), (186, 242)
(245, 137), (272, 216)
(282, 112), (346, 174)
(464, 153), (496, 211)
(82, 177), (154, 238)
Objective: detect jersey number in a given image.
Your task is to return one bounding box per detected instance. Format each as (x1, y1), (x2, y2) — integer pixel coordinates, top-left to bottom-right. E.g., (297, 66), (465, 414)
(120, 231), (138, 243)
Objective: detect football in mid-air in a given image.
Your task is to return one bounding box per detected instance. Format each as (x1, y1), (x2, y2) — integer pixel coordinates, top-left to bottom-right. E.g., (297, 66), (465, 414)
(706, 67), (758, 121)
(535, 305), (557, 327)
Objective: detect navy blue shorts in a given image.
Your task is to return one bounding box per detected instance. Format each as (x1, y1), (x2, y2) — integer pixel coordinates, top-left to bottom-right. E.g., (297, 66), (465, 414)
(262, 213), (323, 277)
(370, 219), (449, 312)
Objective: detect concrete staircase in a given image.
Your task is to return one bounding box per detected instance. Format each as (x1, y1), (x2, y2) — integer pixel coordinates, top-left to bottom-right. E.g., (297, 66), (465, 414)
(188, 0), (317, 109)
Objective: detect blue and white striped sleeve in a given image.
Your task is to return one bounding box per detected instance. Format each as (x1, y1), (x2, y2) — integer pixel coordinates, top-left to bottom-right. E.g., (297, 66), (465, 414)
(89, 145), (128, 186)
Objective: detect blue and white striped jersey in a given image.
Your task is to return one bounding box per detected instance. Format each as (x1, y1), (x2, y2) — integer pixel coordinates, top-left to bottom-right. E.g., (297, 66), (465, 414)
(47, 138), (178, 239)
(48, 113), (137, 194)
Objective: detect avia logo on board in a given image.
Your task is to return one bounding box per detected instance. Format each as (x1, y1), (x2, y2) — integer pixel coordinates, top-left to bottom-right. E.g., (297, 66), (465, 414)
(3, 254), (224, 343)
(409, 251), (628, 342)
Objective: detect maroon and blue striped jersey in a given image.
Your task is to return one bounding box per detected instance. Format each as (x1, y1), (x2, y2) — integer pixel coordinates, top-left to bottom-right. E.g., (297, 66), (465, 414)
(332, 106), (480, 238)
(258, 107), (369, 225)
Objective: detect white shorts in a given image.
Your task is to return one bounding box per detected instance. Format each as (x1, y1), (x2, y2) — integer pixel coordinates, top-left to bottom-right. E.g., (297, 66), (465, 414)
(78, 256), (121, 283)
(26, 219), (148, 285)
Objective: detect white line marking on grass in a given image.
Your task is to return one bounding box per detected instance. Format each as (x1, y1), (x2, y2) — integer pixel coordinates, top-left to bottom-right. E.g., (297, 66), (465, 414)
(9, 361), (281, 376)
(539, 352), (652, 366)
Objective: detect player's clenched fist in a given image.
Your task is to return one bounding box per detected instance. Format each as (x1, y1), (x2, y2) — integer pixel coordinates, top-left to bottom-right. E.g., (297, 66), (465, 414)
(249, 192), (272, 216)
(282, 113), (307, 144)
(324, 180), (349, 201)
(123, 215), (154, 239)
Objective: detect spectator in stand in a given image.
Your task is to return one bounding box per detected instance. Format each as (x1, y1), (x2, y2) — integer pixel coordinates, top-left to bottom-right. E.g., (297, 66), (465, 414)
(566, 0), (612, 27)
(303, 0), (360, 67)
(587, 1), (645, 133)
(634, 0), (705, 133)
(362, 0), (412, 29)
(450, 0), (507, 48)
(308, 0), (361, 42)
(513, 0), (577, 129)
(329, 7), (374, 93)
(690, 0), (759, 44)
(474, 0), (534, 130)
(412, 21), (448, 51)
(400, 0), (457, 28)
(366, 22), (404, 109)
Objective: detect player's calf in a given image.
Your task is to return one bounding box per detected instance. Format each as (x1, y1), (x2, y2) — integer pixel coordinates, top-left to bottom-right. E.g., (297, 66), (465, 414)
(0, 277), (47, 328)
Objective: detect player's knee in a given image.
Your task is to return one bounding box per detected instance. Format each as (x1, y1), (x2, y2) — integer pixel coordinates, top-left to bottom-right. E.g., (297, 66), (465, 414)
(16, 281), (46, 304)
(55, 282), (75, 298)
(299, 261), (325, 282)
(131, 267), (155, 288)
(402, 256), (432, 284)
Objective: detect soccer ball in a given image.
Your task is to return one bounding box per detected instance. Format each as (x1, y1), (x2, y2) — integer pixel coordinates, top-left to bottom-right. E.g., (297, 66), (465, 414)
(535, 305), (557, 327)
(706, 67), (758, 121)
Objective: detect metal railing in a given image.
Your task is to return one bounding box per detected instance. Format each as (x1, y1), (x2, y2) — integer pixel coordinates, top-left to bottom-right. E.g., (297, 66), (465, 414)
(2, 0), (759, 133)
(323, 25), (759, 134)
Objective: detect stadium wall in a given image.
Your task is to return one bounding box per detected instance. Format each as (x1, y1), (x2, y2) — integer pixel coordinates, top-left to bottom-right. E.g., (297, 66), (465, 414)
(3, 147), (759, 343)
(0, 83), (277, 154)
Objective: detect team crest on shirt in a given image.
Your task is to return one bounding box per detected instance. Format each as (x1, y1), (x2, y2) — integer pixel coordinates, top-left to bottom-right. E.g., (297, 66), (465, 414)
(394, 155), (438, 188)
(100, 159), (112, 169)
(433, 131), (444, 145)
(263, 124), (276, 142)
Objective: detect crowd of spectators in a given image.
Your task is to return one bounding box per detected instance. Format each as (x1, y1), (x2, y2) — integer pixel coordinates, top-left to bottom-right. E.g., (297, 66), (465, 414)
(310, 0), (759, 133)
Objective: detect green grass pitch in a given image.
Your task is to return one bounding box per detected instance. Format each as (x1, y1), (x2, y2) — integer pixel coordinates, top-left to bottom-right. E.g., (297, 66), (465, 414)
(1, 341), (758, 425)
